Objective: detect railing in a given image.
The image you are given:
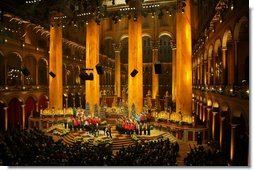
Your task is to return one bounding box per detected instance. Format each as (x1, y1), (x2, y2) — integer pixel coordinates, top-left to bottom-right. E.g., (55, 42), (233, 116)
(193, 84), (249, 100)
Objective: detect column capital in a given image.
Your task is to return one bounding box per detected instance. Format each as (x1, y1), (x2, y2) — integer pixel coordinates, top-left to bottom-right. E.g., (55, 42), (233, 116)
(151, 40), (159, 49)
(207, 107), (211, 112)
(113, 43), (121, 52)
(221, 116), (226, 121)
(222, 47), (227, 51)
(230, 123), (239, 128)
(3, 107), (8, 110)
(212, 111), (218, 116)
(21, 104), (25, 108)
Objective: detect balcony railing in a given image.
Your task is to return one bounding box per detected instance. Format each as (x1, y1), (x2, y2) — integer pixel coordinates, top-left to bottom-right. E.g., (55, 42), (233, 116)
(193, 84), (249, 99)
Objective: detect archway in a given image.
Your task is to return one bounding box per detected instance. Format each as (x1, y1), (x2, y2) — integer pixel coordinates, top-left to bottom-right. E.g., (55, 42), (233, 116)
(23, 55), (36, 85)
(158, 35), (172, 97)
(39, 95), (48, 111)
(234, 16), (249, 85)
(7, 52), (22, 86)
(25, 96), (36, 128)
(38, 58), (48, 85)
(8, 98), (23, 131)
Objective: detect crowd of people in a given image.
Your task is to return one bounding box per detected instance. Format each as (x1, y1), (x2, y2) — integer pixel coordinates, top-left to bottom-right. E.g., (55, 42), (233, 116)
(0, 128), (180, 166)
(116, 117), (152, 135)
(184, 145), (228, 166)
(112, 139), (179, 166)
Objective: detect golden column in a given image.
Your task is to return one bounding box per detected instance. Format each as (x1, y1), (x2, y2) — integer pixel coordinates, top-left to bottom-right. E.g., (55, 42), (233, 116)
(171, 43), (177, 102)
(176, 0), (192, 116)
(49, 12), (63, 110)
(128, 13), (143, 117)
(113, 43), (121, 98)
(152, 41), (159, 99)
(86, 20), (100, 117)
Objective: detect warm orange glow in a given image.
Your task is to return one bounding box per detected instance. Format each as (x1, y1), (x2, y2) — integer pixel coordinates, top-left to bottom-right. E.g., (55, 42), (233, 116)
(49, 15), (63, 110)
(86, 20), (100, 117)
(128, 16), (143, 117)
(176, 0), (192, 116)
(115, 51), (121, 98)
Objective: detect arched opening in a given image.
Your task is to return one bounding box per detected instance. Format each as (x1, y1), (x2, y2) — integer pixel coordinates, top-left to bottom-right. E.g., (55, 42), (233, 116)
(7, 53), (22, 86)
(142, 36), (152, 97)
(25, 96), (36, 128)
(102, 38), (114, 59)
(8, 98), (23, 131)
(222, 30), (233, 85)
(67, 65), (74, 85)
(74, 66), (80, 85)
(23, 55), (36, 85)
(235, 17), (249, 85)
(158, 35), (172, 97)
(39, 95), (48, 111)
(120, 37), (128, 93)
(68, 93), (74, 108)
(75, 93), (80, 108)
(38, 58), (48, 85)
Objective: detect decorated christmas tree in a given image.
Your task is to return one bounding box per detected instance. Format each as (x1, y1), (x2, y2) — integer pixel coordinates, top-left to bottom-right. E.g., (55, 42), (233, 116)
(131, 104), (137, 121)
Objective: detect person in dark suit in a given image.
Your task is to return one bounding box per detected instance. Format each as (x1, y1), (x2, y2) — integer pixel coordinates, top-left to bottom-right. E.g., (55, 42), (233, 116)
(106, 124), (112, 138)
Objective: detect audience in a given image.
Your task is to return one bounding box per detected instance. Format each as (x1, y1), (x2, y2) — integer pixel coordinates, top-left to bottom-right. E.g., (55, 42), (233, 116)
(0, 129), (180, 166)
(184, 145), (228, 166)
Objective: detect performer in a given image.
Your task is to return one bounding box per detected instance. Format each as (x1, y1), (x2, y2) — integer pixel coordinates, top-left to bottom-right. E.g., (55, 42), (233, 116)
(106, 124), (112, 138)
(143, 123), (147, 135)
(147, 123), (151, 135)
(63, 117), (67, 129)
(139, 123), (142, 135)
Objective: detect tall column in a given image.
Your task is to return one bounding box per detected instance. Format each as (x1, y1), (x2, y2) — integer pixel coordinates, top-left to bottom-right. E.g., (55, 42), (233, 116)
(21, 105), (25, 129)
(202, 105), (206, 122)
(196, 101), (199, 116)
(152, 41), (159, 99)
(36, 103), (39, 113)
(172, 46), (176, 101)
(176, 0), (192, 116)
(230, 124), (238, 162)
(212, 111), (218, 140)
(86, 20), (100, 117)
(204, 60), (207, 85)
(222, 47), (227, 85)
(220, 116), (226, 151)
(3, 107), (8, 131)
(113, 43), (121, 98)
(199, 103), (203, 121)
(128, 9), (143, 117)
(207, 58), (211, 86)
(49, 12), (63, 110)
